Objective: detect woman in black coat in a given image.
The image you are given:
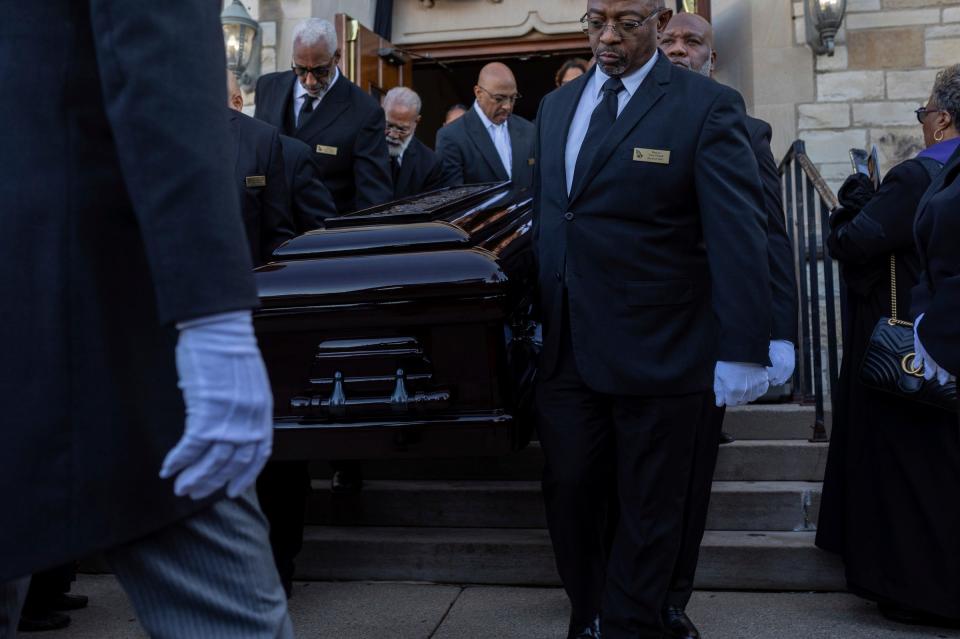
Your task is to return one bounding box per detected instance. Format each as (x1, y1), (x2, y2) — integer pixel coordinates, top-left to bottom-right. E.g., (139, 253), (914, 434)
(817, 65), (960, 627)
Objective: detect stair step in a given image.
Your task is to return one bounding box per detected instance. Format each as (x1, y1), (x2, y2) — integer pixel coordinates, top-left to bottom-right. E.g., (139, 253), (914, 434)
(295, 527), (843, 591)
(724, 405), (831, 440)
(312, 440), (829, 482)
(308, 480), (821, 532)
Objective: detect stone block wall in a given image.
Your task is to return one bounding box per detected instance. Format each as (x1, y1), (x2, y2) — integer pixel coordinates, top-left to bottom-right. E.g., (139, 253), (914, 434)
(793, 0), (960, 193)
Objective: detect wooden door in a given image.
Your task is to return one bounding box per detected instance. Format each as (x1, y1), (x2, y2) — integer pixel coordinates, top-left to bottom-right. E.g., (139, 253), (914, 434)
(675, 0), (711, 19)
(335, 14), (413, 100)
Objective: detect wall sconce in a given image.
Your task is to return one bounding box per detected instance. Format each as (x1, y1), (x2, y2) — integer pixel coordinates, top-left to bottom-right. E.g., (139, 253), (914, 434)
(805, 0), (847, 56)
(221, 0), (261, 87)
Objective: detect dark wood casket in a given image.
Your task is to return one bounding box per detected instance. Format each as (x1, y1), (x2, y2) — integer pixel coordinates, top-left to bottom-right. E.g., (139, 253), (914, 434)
(254, 183), (539, 460)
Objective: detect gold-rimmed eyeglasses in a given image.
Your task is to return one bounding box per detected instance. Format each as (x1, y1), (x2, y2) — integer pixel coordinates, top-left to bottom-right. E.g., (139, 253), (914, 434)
(580, 8), (664, 38)
(477, 86), (522, 106)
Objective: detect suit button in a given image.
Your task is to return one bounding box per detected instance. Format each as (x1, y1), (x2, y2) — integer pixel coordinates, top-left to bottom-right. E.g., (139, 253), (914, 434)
(555, 272), (562, 282)
(564, 212), (575, 221)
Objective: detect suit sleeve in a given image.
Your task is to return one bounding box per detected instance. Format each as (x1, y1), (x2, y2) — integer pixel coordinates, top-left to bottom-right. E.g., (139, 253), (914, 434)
(292, 150), (337, 231)
(696, 88), (772, 365)
(88, 1), (258, 323)
(352, 105), (394, 210)
(826, 161), (929, 264)
(422, 153), (457, 192)
(753, 123), (799, 342)
(261, 128), (295, 258)
(436, 126), (466, 187)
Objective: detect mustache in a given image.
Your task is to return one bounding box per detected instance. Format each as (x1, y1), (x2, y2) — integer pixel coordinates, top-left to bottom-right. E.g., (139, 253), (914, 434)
(595, 46), (625, 59)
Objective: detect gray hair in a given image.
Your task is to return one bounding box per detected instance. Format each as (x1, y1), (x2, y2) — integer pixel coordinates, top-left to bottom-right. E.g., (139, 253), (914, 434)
(932, 64), (960, 124)
(292, 18), (338, 53)
(383, 87), (422, 115)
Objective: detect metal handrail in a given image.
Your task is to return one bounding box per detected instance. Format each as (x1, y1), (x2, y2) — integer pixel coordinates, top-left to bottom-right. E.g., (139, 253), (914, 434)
(778, 140), (842, 443)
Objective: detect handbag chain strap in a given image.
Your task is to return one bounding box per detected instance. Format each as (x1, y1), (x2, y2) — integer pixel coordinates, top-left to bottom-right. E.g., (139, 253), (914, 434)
(888, 254), (913, 327)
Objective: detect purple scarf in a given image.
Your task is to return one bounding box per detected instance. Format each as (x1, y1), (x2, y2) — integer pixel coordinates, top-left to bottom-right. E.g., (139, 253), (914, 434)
(917, 137), (960, 164)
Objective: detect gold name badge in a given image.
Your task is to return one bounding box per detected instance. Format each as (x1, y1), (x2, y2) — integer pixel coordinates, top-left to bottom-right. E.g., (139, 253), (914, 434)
(315, 145), (338, 156)
(528, 157), (536, 166)
(245, 175), (266, 187)
(633, 148), (671, 164)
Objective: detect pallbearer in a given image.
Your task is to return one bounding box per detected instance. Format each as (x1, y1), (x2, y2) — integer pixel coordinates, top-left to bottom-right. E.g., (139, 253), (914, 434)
(658, 12), (799, 638)
(383, 87), (453, 200)
(532, 1), (772, 637)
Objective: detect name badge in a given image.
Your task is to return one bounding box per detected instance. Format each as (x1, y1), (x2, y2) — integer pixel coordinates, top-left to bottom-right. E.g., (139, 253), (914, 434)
(245, 175), (266, 187)
(315, 145), (338, 156)
(633, 148), (671, 165)
(528, 157), (536, 166)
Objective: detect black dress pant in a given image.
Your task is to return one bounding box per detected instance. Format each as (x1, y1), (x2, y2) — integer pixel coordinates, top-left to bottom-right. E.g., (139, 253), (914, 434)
(256, 460), (311, 587)
(666, 400), (725, 609)
(537, 324), (702, 639)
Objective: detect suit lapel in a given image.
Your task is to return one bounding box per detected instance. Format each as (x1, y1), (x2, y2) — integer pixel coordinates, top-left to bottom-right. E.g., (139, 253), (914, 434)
(508, 116), (529, 181)
(557, 69), (595, 205)
(464, 109), (509, 181)
(228, 109), (241, 179)
(296, 74), (351, 140)
(568, 55), (671, 206)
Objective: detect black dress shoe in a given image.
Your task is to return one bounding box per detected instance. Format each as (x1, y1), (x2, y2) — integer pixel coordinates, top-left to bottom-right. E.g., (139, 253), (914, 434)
(330, 468), (363, 494)
(663, 606), (700, 639)
(17, 609), (71, 632)
(567, 613), (601, 639)
(47, 593), (88, 611)
(878, 602), (960, 629)
(718, 431), (735, 445)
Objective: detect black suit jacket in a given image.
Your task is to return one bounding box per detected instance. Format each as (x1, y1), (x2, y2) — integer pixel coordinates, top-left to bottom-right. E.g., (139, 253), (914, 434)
(747, 116), (799, 342)
(279, 134), (337, 232)
(1, 1), (259, 581)
(229, 110), (295, 266)
(533, 56), (771, 396)
(394, 137), (453, 200)
(254, 71), (393, 214)
(436, 107), (536, 190)
(913, 146), (960, 375)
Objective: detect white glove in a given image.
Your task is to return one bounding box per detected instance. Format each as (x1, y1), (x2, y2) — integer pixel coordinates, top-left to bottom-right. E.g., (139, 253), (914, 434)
(714, 361), (770, 407)
(914, 314), (956, 387)
(160, 310), (274, 500)
(766, 340), (796, 387)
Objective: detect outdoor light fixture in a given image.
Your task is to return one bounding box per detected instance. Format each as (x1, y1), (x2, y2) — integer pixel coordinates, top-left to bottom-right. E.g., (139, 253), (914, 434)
(222, 0), (261, 85)
(805, 0), (847, 56)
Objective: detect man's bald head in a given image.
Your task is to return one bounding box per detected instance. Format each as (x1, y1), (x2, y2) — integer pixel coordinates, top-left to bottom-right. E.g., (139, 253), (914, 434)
(226, 69), (243, 111)
(661, 12), (716, 77)
(474, 62), (520, 125)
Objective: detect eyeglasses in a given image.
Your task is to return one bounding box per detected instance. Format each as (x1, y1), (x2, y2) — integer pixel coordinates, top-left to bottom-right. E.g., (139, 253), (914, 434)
(477, 86), (522, 106)
(916, 106), (941, 123)
(385, 123), (412, 136)
(580, 8), (664, 38)
(291, 62), (335, 81)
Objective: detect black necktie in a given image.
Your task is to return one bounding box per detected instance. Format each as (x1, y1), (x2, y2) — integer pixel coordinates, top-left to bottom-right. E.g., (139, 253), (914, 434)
(391, 156), (401, 183)
(572, 76), (625, 188)
(298, 95), (314, 128)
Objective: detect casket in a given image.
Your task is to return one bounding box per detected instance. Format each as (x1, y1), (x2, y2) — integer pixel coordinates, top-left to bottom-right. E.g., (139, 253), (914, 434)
(254, 183), (538, 460)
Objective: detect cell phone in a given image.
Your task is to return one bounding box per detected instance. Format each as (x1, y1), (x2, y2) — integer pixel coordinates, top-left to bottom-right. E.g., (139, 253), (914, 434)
(849, 146), (881, 189)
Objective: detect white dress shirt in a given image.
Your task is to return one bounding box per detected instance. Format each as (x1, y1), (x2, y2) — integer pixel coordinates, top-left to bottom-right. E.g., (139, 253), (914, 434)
(564, 51), (659, 195)
(473, 102), (513, 179)
(293, 66), (340, 127)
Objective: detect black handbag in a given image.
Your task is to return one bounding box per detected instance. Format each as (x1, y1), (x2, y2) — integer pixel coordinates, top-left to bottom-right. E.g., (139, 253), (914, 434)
(859, 254), (958, 412)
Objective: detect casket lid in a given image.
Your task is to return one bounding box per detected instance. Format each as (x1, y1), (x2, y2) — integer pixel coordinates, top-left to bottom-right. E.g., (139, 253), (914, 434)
(274, 183), (515, 260)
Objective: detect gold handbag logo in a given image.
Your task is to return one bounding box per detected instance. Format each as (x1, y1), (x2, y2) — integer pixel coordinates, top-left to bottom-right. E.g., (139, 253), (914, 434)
(901, 353), (925, 378)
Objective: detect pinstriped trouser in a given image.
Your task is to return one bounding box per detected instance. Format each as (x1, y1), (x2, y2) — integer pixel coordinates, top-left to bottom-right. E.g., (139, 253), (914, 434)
(1, 489), (293, 639)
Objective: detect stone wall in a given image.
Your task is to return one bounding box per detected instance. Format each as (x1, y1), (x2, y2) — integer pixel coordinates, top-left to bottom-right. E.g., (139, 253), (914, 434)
(794, 0), (960, 193)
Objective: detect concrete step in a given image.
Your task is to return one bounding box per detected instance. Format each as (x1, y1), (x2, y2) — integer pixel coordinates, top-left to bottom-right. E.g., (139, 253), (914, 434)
(295, 527), (843, 591)
(308, 480), (821, 532)
(724, 404), (831, 440)
(313, 440), (829, 482)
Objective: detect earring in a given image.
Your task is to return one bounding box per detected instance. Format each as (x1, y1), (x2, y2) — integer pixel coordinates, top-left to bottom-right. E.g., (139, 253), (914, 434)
(935, 128), (945, 142)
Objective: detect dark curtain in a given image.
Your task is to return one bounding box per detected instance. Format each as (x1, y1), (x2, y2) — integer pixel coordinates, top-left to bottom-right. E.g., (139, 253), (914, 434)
(374, 0), (393, 40)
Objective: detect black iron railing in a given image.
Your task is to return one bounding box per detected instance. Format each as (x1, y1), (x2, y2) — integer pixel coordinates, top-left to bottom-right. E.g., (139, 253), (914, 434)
(779, 140), (842, 442)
